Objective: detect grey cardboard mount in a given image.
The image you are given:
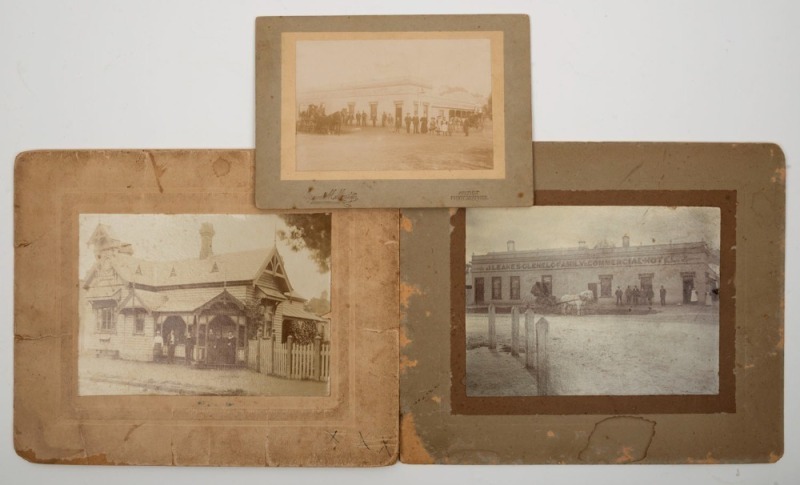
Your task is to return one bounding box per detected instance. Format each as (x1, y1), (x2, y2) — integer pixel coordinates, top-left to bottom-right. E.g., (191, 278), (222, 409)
(400, 142), (785, 464)
(255, 15), (533, 209)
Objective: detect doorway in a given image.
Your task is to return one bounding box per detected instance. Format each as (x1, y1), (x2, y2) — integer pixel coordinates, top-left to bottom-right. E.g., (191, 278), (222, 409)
(207, 315), (237, 366)
(682, 275), (695, 304)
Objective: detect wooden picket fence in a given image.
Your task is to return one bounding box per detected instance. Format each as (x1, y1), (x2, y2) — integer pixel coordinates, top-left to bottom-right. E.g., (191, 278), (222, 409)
(247, 336), (330, 381)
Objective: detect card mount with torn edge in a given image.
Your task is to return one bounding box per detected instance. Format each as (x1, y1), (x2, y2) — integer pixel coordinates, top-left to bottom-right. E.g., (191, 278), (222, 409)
(255, 14), (533, 209)
(399, 142), (785, 464)
(14, 149), (399, 466)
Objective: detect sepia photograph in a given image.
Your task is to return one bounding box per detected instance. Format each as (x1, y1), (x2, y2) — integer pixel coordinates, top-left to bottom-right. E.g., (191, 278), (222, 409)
(465, 206), (721, 397)
(291, 34), (498, 175)
(78, 213), (332, 396)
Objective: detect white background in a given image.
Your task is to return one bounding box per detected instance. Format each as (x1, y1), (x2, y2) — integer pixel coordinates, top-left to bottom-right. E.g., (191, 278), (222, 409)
(1, 1), (798, 483)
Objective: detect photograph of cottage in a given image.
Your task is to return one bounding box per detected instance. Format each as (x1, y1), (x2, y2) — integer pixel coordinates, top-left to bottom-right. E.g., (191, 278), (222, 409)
(290, 35), (498, 174)
(465, 206), (721, 397)
(78, 213), (331, 396)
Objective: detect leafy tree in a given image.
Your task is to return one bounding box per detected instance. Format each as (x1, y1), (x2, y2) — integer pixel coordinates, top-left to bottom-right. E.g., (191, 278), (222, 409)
(278, 214), (331, 273)
(305, 296), (330, 316)
(290, 320), (318, 346)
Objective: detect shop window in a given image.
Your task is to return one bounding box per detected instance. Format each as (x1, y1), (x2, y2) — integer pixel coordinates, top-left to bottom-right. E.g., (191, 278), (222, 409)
(492, 277), (502, 300)
(510, 276), (521, 300)
(475, 277), (484, 303)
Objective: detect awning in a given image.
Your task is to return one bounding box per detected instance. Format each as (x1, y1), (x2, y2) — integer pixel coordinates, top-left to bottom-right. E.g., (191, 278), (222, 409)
(256, 285), (287, 301)
(281, 304), (326, 322)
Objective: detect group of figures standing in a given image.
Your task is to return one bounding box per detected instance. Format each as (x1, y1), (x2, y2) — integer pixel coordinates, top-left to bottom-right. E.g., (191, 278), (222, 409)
(392, 112), (481, 137)
(615, 285), (668, 307)
(296, 103), (484, 136)
(151, 328), (237, 366)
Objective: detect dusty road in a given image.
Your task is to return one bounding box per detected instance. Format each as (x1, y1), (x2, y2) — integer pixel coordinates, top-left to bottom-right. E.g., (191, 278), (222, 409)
(466, 305), (719, 396)
(295, 121), (494, 172)
(79, 356), (329, 396)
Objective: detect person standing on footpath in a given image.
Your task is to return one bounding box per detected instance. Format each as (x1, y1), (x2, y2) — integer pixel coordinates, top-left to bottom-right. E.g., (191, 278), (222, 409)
(660, 285), (667, 306)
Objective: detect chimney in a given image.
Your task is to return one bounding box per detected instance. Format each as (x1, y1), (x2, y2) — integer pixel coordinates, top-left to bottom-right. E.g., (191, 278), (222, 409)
(578, 240), (586, 249)
(622, 234), (630, 248)
(199, 223), (215, 259)
(507, 240), (515, 252)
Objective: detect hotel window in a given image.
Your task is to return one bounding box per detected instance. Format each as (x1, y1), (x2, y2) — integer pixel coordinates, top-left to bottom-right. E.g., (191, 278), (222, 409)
(599, 275), (613, 298)
(491, 277), (502, 300)
(639, 273), (654, 294)
(475, 277), (484, 303)
(541, 275), (553, 296)
(510, 276), (521, 300)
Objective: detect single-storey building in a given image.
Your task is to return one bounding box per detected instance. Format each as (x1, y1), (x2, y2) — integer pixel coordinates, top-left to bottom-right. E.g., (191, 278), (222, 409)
(81, 222), (325, 366)
(298, 76), (485, 124)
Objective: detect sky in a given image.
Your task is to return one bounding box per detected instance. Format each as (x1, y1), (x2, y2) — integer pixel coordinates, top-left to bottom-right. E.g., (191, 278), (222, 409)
(296, 38), (491, 97)
(466, 206), (721, 258)
(79, 214), (330, 301)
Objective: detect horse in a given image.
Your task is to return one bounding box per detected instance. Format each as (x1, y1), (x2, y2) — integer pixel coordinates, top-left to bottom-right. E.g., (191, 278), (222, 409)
(558, 290), (594, 316)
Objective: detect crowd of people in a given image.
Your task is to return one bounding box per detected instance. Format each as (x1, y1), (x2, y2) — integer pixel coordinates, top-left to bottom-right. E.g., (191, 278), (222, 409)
(152, 327), (237, 366)
(614, 285), (668, 307)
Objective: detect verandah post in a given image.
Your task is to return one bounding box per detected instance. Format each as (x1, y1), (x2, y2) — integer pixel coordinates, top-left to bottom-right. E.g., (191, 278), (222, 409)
(488, 303), (496, 351)
(511, 306), (520, 357)
(313, 335), (322, 381)
(287, 335), (294, 378)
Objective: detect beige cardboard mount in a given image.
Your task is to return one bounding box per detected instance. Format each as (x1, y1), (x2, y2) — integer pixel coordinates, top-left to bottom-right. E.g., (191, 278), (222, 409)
(400, 142), (785, 464)
(14, 150), (399, 466)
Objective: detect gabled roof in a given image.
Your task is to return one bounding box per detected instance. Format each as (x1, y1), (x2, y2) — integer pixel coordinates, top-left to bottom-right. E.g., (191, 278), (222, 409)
(84, 246), (280, 288)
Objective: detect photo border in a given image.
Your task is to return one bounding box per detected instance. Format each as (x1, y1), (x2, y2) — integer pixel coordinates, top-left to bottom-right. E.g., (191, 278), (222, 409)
(450, 190), (736, 415)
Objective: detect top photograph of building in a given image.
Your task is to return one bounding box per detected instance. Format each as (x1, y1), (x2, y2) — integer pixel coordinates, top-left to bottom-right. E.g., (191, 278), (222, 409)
(287, 35), (500, 174)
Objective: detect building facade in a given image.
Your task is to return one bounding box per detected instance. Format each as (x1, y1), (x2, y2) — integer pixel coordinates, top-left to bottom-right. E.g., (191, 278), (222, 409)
(80, 223), (325, 366)
(467, 236), (719, 308)
(298, 76), (485, 124)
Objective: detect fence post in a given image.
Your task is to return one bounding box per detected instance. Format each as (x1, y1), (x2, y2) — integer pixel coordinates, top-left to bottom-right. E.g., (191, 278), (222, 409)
(256, 335), (262, 372)
(313, 335), (322, 381)
(524, 309), (536, 369)
(268, 336), (274, 375)
(287, 335), (294, 378)
(536, 317), (550, 395)
(511, 306), (520, 357)
(488, 303), (496, 351)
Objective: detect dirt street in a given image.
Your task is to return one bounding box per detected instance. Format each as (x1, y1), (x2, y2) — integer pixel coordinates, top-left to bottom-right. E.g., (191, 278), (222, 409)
(295, 122), (494, 172)
(79, 356), (329, 396)
(466, 305), (719, 396)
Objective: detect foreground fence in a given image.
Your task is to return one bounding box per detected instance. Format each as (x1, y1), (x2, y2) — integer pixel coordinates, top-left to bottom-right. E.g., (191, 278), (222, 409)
(247, 335), (330, 382)
(486, 303), (550, 395)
